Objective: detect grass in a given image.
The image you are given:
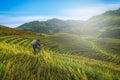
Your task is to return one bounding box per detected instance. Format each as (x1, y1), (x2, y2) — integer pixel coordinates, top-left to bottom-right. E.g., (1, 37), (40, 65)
(0, 26), (120, 80)
(0, 41), (120, 80)
(95, 38), (120, 55)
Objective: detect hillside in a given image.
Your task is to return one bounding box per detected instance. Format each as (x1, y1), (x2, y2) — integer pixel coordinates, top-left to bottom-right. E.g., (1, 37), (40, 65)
(0, 25), (34, 36)
(17, 18), (83, 34)
(0, 25), (120, 80)
(100, 28), (120, 38)
(71, 8), (120, 36)
(1, 41), (120, 80)
(17, 8), (120, 38)
(86, 8), (120, 28)
(2, 25), (120, 64)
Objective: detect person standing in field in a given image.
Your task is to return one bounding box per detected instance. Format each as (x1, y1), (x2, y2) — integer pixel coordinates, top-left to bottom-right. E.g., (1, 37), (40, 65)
(31, 39), (40, 54)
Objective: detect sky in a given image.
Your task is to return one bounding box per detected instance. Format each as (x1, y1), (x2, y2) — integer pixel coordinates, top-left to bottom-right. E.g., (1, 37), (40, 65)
(0, 0), (120, 27)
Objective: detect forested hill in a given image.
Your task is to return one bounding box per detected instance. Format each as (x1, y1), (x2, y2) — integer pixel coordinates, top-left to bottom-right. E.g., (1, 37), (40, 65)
(85, 8), (120, 38)
(86, 8), (120, 28)
(17, 8), (120, 38)
(17, 18), (83, 34)
(102, 8), (120, 16)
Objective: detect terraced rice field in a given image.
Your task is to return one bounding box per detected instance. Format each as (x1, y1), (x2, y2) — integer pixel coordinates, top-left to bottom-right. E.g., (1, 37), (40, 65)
(0, 34), (120, 80)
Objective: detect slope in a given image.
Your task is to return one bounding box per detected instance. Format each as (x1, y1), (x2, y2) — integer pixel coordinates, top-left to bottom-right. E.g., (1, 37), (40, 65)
(16, 8), (120, 38)
(83, 8), (120, 37)
(0, 25), (33, 36)
(17, 18), (83, 34)
(0, 35), (120, 80)
(1, 25), (120, 64)
(0, 25), (120, 79)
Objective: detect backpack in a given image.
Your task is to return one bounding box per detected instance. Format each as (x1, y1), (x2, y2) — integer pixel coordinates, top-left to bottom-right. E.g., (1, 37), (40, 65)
(31, 40), (37, 45)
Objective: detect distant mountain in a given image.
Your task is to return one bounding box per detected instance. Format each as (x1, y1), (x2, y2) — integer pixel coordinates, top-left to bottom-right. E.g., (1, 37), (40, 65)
(102, 8), (120, 16)
(71, 8), (120, 37)
(85, 8), (120, 28)
(17, 8), (120, 38)
(87, 8), (120, 38)
(17, 18), (83, 34)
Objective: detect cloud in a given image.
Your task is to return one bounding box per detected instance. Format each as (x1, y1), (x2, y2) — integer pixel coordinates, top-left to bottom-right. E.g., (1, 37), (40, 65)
(62, 4), (120, 20)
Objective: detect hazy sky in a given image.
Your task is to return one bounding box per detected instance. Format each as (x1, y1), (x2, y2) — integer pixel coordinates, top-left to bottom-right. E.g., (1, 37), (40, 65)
(0, 0), (120, 27)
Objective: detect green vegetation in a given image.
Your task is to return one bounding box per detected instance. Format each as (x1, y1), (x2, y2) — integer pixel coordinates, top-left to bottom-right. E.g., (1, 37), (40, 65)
(100, 28), (120, 38)
(17, 19), (76, 34)
(0, 25), (120, 80)
(17, 8), (120, 38)
(0, 25), (33, 36)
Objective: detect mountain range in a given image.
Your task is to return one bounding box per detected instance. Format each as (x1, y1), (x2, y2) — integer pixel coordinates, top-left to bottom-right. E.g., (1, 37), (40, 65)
(17, 18), (83, 34)
(17, 8), (120, 38)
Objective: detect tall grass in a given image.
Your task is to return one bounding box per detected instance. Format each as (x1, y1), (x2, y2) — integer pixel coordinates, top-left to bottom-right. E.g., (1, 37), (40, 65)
(0, 40), (120, 80)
